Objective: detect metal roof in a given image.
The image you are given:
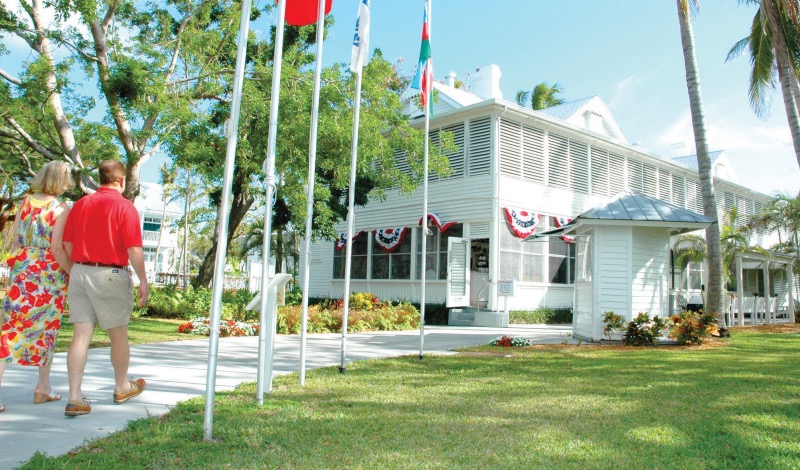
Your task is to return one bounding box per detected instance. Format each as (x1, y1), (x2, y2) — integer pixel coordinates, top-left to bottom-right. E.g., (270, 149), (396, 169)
(671, 151), (723, 171)
(580, 192), (712, 224)
(525, 192), (711, 241)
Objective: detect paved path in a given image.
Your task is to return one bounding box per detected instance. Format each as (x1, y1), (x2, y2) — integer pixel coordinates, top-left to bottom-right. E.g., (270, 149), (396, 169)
(0, 324), (572, 468)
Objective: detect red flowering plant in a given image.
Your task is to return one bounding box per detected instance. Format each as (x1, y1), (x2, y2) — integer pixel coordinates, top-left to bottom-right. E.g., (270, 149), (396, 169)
(177, 317), (259, 337)
(490, 335), (532, 347)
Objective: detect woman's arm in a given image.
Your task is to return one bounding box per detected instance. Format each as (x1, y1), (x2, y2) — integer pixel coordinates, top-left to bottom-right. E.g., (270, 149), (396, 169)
(50, 203), (72, 274)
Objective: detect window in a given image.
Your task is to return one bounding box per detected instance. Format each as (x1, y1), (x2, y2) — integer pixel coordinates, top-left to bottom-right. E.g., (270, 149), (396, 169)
(415, 224), (463, 279)
(372, 230), (412, 280)
(332, 234), (368, 279)
(548, 229), (576, 284)
(143, 247), (157, 263)
(499, 219), (545, 282)
(499, 216), (575, 284)
(143, 216), (161, 232)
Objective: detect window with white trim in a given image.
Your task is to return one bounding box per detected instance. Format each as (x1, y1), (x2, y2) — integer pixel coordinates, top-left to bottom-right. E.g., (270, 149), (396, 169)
(415, 224), (463, 280)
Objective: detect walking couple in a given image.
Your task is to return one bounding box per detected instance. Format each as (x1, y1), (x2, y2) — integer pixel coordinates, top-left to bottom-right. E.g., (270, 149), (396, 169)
(0, 160), (150, 416)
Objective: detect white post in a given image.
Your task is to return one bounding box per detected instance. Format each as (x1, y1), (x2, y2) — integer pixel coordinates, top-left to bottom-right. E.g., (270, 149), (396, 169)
(418, 0), (432, 361)
(736, 254), (744, 327)
(203, 0), (252, 442)
(788, 262), (796, 323)
(762, 260), (771, 325)
(299, 0), (328, 386)
(340, 67), (364, 374)
(256, 0), (286, 403)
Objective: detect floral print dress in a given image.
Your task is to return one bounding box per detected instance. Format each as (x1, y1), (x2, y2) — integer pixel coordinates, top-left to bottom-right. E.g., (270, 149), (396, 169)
(1, 196), (68, 366)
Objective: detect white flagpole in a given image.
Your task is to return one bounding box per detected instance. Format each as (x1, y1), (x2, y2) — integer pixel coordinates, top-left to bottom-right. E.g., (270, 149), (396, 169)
(419, 0), (432, 360)
(299, 0), (328, 386)
(341, 0), (370, 375)
(203, 0), (252, 441)
(256, 0), (286, 403)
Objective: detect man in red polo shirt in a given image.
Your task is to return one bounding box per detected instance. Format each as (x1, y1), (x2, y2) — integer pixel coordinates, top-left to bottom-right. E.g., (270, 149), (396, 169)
(62, 160), (150, 416)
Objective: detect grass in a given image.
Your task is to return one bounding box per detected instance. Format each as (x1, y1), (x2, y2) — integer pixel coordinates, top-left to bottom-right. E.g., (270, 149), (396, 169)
(23, 325), (800, 469)
(54, 316), (191, 353)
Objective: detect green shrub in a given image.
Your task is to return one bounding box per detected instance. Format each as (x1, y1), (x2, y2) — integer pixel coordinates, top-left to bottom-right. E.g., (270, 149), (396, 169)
(137, 286), (253, 321)
(623, 312), (670, 346)
(669, 310), (719, 345)
(509, 307), (572, 324)
(602, 311), (624, 340)
(274, 301), (419, 334)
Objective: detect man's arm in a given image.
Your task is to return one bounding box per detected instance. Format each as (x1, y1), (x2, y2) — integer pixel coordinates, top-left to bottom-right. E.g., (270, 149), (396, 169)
(127, 246), (149, 307)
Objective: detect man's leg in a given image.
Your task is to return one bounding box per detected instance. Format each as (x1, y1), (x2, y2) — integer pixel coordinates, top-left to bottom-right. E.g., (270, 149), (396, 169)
(67, 322), (95, 403)
(107, 325), (132, 393)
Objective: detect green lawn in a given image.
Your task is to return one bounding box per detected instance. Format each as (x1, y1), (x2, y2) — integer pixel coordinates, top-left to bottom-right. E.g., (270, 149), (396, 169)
(24, 326), (800, 469)
(55, 316), (190, 353)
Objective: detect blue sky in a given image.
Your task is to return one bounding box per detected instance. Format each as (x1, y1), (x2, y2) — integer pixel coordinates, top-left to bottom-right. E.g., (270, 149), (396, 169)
(303, 0), (797, 197)
(4, 0), (797, 196)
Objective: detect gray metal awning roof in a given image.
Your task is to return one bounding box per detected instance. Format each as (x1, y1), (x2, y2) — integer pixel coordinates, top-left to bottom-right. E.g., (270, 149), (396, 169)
(525, 192), (712, 241)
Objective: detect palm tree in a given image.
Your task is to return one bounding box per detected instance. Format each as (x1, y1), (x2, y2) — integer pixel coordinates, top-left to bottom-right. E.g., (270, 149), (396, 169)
(516, 82), (565, 110)
(727, 1), (800, 168)
(676, 0), (725, 324)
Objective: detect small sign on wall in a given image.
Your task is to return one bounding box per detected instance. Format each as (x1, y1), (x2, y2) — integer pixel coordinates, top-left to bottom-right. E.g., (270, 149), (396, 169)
(498, 279), (515, 297)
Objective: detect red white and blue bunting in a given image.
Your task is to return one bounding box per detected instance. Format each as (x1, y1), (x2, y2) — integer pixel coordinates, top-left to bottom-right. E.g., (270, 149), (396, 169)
(554, 216), (575, 244)
(335, 230), (364, 251)
(503, 207), (540, 238)
(374, 227), (408, 253)
(418, 212), (457, 233)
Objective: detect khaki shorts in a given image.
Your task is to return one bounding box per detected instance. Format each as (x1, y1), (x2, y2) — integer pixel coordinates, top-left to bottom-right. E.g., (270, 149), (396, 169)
(68, 263), (134, 330)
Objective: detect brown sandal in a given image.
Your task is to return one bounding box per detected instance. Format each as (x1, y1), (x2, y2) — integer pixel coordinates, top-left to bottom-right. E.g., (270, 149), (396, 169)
(34, 391), (61, 404)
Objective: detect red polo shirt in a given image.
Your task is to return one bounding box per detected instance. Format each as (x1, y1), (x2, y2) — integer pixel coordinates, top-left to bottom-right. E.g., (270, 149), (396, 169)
(63, 187), (143, 266)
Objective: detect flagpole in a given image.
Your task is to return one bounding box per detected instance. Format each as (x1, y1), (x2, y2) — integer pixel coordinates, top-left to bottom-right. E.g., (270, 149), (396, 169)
(419, 0), (432, 361)
(340, 67), (362, 374)
(299, 0), (328, 386)
(203, 0), (252, 441)
(256, 0), (286, 403)
(340, 0), (370, 375)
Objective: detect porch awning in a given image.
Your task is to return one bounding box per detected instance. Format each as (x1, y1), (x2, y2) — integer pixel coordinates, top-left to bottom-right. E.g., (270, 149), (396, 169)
(525, 191), (712, 242)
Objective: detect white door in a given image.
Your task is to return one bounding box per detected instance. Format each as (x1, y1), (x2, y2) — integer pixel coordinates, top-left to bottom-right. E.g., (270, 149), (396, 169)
(446, 237), (470, 307)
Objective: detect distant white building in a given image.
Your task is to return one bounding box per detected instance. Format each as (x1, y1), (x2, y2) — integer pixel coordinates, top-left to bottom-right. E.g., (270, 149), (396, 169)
(134, 182), (182, 282)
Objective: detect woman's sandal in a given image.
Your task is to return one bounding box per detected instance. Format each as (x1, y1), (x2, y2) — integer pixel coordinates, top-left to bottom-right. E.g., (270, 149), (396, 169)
(34, 390), (61, 404)
(0, 400), (5, 412)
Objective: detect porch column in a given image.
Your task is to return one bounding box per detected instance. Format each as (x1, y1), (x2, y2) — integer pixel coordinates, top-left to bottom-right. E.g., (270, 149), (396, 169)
(789, 262), (796, 323)
(762, 260), (771, 325)
(736, 254), (744, 327)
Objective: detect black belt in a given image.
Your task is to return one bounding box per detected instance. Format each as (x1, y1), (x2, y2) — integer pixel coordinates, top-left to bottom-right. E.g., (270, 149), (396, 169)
(76, 261), (127, 269)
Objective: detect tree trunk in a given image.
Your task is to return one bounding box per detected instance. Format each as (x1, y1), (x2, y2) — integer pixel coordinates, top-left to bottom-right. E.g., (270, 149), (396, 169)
(192, 179), (255, 288)
(275, 228), (284, 274)
(31, 0), (83, 169)
(677, 0), (725, 323)
(762, 0), (800, 170)
(182, 173), (191, 289)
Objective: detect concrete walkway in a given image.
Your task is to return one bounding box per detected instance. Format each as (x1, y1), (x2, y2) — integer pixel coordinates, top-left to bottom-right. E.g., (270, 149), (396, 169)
(0, 324), (572, 468)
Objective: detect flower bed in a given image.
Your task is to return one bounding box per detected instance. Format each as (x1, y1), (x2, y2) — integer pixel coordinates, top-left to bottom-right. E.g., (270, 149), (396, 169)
(490, 335), (532, 347)
(177, 317), (259, 337)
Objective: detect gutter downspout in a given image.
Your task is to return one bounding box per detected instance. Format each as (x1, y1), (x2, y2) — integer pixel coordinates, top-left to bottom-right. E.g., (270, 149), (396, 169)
(490, 104), (509, 314)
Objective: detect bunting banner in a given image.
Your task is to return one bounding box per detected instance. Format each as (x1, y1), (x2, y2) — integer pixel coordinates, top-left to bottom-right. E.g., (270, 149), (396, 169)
(554, 216), (575, 244)
(335, 230), (364, 251)
(281, 0), (333, 27)
(503, 207), (540, 238)
(419, 212), (456, 233)
(374, 227), (408, 253)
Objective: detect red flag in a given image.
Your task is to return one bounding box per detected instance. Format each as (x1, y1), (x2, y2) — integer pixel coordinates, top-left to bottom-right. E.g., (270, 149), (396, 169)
(279, 0), (333, 27)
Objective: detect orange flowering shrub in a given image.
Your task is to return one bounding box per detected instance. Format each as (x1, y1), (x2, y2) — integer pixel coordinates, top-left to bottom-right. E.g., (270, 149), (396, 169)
(669, 310), (718, 345)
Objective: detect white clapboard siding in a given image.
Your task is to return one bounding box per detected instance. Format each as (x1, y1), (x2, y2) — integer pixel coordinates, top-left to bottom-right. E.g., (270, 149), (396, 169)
(303, 240), (335, 297)
(468, 117), (492, 176)
(596, 226), (631, 317)
(630, 228), (669, 318)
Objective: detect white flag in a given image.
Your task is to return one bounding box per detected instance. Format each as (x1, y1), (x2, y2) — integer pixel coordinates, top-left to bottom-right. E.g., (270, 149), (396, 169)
(350, 0), (371, 73)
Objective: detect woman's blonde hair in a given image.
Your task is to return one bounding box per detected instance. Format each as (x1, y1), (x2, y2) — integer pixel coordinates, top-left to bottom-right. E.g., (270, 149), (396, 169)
(31, 161), (74, 196)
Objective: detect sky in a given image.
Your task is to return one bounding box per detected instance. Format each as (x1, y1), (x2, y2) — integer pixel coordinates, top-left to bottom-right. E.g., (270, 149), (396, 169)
(4, 0), (799, 197)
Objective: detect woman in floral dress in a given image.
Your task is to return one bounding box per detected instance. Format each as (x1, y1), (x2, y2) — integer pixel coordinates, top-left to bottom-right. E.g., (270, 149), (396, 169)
(0, 161), (73, 412)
